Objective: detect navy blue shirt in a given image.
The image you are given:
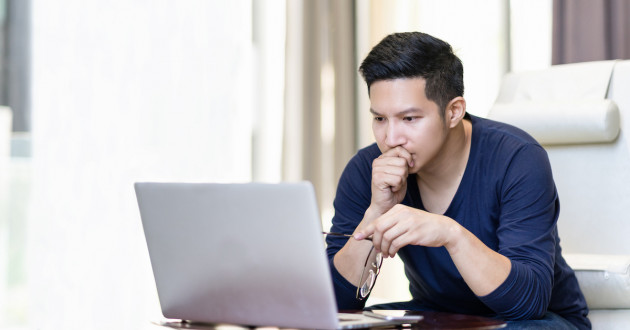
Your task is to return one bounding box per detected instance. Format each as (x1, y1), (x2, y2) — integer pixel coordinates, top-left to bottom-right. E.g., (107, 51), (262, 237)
(326, 114), (590, 329)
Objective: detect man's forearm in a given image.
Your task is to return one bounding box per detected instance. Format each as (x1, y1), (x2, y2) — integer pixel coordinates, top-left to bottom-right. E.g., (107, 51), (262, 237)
(445, 223), (511, 296)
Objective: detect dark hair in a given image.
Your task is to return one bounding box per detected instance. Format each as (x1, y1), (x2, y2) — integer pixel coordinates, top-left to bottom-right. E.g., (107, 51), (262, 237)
(359, 32), (464, 115)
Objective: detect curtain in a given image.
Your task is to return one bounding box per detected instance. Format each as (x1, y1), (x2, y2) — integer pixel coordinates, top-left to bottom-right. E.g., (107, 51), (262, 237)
(2, 0), (31, 133)
(283, 0), (357, 216)
(553, 0), (630, 64)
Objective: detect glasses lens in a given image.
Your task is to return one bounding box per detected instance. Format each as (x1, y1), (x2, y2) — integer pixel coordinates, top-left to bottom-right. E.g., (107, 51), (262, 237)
(375, 251), (383, 268)
(356, 247), (383, 300)
(359, 270), (375, 298)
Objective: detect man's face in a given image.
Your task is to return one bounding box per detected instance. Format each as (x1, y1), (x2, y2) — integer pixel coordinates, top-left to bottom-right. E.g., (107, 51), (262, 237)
(370, 77), (449, 174)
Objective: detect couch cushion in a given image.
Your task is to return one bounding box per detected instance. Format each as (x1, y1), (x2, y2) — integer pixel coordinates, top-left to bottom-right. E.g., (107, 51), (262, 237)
(487, 100), (620, 145)
(588, 309), (630, 330)
(563, 253), (630, 309)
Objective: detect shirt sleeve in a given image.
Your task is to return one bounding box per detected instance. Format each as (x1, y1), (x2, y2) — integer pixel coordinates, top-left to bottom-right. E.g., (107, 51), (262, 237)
(325, 147), (375, 310)
(478, 143), (559, 320)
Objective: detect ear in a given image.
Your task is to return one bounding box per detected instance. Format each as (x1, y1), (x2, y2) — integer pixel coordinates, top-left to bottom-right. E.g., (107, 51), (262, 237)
(445, 96), (466, 128)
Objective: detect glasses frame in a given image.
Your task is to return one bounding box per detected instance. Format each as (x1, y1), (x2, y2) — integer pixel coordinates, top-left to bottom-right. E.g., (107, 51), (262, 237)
(356, 245), (383, 300)
(322, 232), (383, 300)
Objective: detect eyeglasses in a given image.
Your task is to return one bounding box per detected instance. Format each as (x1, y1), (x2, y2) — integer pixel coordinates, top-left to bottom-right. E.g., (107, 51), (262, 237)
(322, 232), (383, 300)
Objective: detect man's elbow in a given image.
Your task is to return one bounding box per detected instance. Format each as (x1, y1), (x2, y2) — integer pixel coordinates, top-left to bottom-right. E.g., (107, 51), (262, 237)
(500, 286), (550, 321)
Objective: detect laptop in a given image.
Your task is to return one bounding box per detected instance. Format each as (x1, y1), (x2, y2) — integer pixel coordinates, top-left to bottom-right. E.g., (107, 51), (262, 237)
(134, 181), (419, 329)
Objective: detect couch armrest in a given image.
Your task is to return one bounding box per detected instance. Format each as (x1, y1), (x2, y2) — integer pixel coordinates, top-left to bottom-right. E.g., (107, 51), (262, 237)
(563, 253), (630, 309)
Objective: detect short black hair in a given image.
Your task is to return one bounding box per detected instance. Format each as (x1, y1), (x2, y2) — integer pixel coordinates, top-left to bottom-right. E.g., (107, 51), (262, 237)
(359, 32), (464, 115)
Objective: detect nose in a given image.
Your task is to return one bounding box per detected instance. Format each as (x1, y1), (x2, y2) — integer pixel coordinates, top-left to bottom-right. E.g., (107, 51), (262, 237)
(384, 122), (405, 148)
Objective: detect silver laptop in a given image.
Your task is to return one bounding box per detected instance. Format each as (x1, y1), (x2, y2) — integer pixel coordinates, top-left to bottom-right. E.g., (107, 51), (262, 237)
(135, 181), (417, 329)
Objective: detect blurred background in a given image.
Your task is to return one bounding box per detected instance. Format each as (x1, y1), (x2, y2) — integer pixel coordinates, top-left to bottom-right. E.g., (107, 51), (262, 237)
(1, 0), (625, 329)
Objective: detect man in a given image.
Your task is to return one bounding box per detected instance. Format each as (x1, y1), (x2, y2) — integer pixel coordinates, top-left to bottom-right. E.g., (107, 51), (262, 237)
(325, 32), (590, 329)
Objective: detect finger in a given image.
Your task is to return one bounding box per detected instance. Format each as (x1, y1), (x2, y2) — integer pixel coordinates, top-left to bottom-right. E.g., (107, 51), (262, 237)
(372, 158), (409, 177)
(378, 219), (409, 258)
(369, 214), (401, 254)
(381, 146), (412, 161)
(372, 173), (407, 192)
(372, 162), (408, 178)
(381, 146), (414, 168)
(360, 221), (385, 251)
(375, 153), (412, 171)
(373, 154), (410, 180)
(387, 231), (413, 257)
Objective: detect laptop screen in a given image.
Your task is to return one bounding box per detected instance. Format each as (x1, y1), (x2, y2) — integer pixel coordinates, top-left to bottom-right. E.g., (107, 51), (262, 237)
(135, 182), (341, 329)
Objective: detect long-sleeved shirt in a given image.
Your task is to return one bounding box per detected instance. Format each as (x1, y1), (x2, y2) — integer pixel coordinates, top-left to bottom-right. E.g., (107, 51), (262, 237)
(326, 114), (590, 330)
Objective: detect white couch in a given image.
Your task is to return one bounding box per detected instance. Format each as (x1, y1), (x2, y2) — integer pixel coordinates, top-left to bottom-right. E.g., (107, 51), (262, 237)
(488, 60), (630, 329)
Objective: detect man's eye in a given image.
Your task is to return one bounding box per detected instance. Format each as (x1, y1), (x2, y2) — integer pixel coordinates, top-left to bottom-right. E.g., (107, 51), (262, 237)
(373, 117), (385, 122)
(403, 116), (416, 121)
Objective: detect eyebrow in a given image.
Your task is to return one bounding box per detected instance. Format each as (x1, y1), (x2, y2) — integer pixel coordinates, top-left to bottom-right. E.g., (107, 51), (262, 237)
(369, 108), (421, 116)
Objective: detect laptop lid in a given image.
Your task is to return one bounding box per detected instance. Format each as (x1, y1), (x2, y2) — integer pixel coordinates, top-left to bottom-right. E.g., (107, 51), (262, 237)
(135, 181), (344, 329)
